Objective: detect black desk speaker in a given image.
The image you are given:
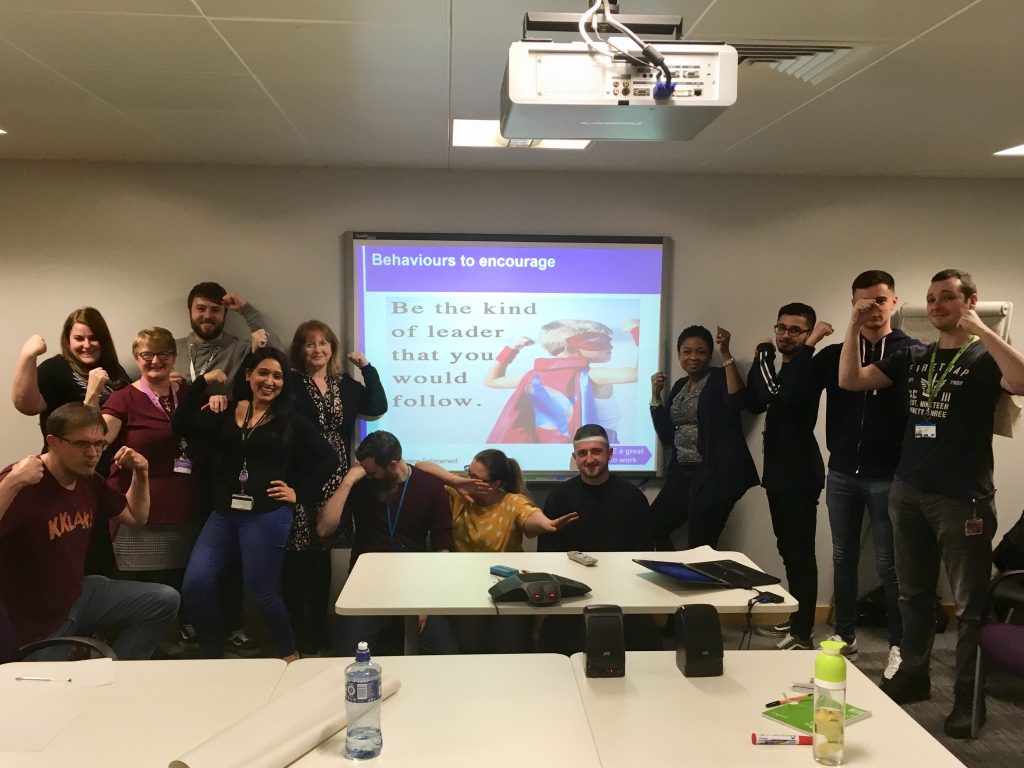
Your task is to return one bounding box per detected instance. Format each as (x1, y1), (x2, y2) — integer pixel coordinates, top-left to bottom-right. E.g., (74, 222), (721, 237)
(583, 604), (625, 677)
(675, 604), (723, 677)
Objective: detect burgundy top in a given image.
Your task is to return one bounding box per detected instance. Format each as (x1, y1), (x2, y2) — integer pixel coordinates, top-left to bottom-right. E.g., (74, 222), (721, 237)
(102, 383), (199, 525)
(346, 465), (454, 570)
(0, 465), (126, 644)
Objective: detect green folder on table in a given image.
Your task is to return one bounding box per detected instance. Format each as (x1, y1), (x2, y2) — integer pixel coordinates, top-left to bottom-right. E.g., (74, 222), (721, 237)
(762, 698), (871, 734)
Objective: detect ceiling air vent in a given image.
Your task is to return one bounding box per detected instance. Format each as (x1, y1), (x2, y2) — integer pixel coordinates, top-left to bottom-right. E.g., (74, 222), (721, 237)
(731, 43), (870, 85)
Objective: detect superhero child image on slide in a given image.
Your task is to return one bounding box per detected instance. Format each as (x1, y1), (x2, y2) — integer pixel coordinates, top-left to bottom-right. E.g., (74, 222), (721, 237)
(485, 318), (640, 443)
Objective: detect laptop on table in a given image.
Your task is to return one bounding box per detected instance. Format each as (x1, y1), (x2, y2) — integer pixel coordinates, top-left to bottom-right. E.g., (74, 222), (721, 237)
(633, 558), (780, 590)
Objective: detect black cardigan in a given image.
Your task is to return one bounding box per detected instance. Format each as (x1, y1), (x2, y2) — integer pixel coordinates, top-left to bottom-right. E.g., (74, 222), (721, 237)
(293, 364), (388, 461)
(173, 376), (339, 514)
(650, 366), (759, 507)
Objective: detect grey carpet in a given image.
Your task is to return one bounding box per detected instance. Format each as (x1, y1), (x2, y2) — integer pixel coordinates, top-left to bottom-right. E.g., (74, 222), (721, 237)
(853, 649), (1024, 768)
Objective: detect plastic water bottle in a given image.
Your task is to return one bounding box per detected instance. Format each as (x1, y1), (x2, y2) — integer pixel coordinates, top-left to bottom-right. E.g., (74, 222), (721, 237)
(344, 641), (383, 759)
(813, 639), (846, 765)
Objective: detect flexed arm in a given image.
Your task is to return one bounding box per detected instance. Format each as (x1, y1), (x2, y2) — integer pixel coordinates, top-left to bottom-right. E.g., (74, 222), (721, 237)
(11, 335), (48, 415)
(484, 337), (535, 388)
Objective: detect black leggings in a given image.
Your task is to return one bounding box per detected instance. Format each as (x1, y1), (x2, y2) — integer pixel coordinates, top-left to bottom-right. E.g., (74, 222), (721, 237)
(651, 464), (741, 550)
(281, 549), (332, 654)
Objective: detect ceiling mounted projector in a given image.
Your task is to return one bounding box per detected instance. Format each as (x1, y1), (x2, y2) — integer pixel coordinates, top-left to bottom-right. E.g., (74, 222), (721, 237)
(501, 36), (738, 141)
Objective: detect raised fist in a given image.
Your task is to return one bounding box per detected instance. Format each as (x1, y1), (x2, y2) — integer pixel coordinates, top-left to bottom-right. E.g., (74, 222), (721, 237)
(20, 335), (47, 359)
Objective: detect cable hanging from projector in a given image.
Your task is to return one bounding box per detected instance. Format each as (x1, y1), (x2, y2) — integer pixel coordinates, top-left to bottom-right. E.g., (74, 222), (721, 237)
(577, 0), (674, 95)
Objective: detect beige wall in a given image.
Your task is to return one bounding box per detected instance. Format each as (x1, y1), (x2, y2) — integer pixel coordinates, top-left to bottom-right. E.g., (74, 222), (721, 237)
(2, 161), (1023, 602)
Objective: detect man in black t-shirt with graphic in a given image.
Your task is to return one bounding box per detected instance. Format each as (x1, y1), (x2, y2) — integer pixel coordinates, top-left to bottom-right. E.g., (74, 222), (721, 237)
(839, 269), (1024, 738)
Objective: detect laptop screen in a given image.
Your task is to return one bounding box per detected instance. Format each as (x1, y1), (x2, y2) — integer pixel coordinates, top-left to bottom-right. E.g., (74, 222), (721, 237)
(633, 559), (721, 585)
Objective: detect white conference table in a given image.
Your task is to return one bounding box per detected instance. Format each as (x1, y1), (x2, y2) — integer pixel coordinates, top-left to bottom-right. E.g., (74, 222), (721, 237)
(337, 546), (795, 617)
(0, 658), (286, 768)
(568, 650), (966, 767)
(336, 546), (795, 652)
(274, 654), (602, 768)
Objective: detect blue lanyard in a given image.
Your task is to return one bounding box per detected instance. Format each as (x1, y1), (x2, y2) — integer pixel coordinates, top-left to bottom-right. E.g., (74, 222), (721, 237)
(385, 476), (411, 541)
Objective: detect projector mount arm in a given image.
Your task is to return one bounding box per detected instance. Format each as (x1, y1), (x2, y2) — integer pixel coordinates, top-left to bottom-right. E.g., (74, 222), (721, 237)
(521, 1), (683, 93)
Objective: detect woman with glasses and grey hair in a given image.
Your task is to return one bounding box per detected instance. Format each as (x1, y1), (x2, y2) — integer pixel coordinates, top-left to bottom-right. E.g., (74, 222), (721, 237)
(101, 327), (226, 597)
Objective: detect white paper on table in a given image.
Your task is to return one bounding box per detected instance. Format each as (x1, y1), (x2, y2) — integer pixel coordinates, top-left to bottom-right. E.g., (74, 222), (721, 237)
(169, 668), (401, 768)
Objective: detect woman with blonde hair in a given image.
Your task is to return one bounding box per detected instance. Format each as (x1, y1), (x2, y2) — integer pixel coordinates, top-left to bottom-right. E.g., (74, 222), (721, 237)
(283, 319), (387, 655)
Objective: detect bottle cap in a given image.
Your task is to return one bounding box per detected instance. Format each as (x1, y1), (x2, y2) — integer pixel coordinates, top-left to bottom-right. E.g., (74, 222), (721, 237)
(815, 640), (846, 683)
(355, 641), (371, 662)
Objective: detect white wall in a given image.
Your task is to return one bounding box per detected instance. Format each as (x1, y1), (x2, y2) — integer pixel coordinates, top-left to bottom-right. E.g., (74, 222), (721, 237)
(3, 161), (1023, 603)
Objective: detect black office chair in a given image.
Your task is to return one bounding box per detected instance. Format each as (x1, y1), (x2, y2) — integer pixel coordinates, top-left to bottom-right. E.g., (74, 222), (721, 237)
(0, 597), (117, 663)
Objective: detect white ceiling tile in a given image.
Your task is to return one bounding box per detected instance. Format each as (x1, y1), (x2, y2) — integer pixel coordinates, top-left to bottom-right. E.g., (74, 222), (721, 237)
(123, 107), (321, 164)
(197, 0), (448, 25)
(213, 18), (449, 79)
(0, 0), (198, 12)
(0, 37), (44, 69)
(698, 34), (1024, 177)
(291, 110), (449, 168)
(0, 0), (1018, 175)
(0, 106), (179, 161)
(0, 11), (246, 73)
(0, 67), (103, 108)
(690, 0), (979, 41)
(67, 69), (277, 112)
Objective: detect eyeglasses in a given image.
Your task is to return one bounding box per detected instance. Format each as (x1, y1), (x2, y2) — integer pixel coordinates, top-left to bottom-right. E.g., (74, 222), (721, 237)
(773, 324), (810, 338)
(463, 465), (491, 483)
(139, 351), (173, 362)
(55, 436), (109, 452)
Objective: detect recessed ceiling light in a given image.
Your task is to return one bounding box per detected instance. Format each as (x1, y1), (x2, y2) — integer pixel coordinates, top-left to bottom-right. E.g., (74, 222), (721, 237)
(0, 128), (6, 136)
(452, 119), (590, 150)
(994, 143), (1024, 156)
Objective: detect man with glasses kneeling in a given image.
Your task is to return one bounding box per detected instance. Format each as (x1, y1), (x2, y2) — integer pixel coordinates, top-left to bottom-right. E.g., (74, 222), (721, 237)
(748, 303), (833, 652)
(0, 402), (179, 659)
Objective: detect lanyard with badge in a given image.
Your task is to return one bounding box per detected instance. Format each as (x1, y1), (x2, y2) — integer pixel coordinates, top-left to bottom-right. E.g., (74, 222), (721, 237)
(232, 403), (269, 511)
(915, 336), (977, 439)
(137, 379), (193, 475)
(386, 476), (411, 552)
(189, 343), (221, 382)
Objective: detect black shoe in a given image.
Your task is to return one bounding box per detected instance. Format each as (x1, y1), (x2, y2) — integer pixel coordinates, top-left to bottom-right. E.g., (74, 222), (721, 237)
(944, 687), (986, 739)
(880, 669), (931, 703)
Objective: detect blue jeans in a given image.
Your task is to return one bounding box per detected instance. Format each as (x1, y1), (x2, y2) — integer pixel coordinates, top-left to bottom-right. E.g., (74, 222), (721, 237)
(182, 507), (294, 657)
(826, 470), (902, 647)
(35, 575), (179, 660)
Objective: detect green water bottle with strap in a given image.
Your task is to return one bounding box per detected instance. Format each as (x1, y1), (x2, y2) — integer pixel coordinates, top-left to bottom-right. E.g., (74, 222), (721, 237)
(813, 639), (846, 765)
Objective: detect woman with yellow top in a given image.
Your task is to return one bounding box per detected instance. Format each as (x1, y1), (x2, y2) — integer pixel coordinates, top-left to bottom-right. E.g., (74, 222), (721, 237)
(416, 449), (577, 651)
(418, 449), (577, 551)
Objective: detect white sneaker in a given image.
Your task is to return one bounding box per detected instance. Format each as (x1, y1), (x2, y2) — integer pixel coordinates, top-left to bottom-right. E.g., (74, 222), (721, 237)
(884, 646), (902, 680)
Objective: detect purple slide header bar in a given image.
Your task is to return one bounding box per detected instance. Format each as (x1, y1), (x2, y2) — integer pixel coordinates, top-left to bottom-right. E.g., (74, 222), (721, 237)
(357, 244), (663, 294)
